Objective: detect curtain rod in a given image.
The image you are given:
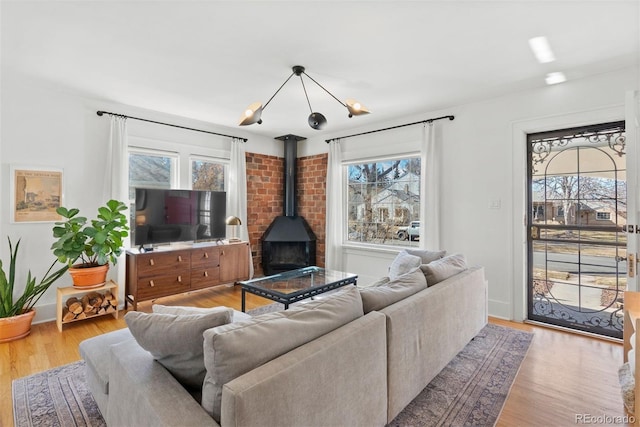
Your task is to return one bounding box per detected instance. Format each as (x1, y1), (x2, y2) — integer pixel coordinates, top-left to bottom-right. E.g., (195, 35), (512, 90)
(96, 110), (248, 142)
(325, 115), (454, 143)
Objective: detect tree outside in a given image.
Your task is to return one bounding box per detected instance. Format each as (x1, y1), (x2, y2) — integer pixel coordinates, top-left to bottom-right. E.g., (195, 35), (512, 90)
(347, 157), (421, 246)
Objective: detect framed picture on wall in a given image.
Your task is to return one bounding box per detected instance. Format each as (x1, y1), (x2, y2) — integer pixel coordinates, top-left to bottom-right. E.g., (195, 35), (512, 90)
(10, 166), (63, 223)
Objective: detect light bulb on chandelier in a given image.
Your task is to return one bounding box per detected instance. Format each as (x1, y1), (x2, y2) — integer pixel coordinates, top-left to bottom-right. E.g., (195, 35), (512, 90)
(239, 65), (370, 130)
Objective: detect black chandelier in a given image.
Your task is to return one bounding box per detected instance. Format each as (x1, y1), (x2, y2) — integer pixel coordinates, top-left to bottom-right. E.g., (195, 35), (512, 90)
(239, 65), (370, 130)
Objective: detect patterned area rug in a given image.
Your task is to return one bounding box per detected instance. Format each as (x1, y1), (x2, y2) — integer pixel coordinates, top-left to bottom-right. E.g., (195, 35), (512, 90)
(12, 318), (531, 427)
(388, 323), (533, 426)
(12, 361), (105, 427)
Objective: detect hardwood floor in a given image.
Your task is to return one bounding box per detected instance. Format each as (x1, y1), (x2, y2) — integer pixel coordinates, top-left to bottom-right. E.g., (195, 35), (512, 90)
(0, 285), (629, 427)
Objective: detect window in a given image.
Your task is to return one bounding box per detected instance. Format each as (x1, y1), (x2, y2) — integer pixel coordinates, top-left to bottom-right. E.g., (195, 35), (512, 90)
(191, 158), (225, 191)
(596, 211), (611, 221)
(533, 205), (545, 221)
(129, 150), (177, 200)
(347, 157), (421, 246)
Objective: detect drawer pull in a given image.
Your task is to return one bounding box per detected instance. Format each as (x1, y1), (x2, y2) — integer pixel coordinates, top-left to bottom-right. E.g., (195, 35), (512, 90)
(149, 259), (155, 266)
(178, 255), (183, 262)
(204, 253), (209, 259)
(204, 271), (208, 277)
(221, 250), (225, 256)
(149, 280), (155, 287)
(177, 275), (182, 283)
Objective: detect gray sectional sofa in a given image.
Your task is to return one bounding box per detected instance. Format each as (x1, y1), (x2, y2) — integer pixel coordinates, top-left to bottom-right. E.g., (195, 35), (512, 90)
(79, 252), (487, 427)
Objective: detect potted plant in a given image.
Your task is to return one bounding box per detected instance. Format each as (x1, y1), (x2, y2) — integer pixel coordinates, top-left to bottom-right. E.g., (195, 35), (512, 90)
(0, 238), (68, 342)
(51, 199), (129, 288)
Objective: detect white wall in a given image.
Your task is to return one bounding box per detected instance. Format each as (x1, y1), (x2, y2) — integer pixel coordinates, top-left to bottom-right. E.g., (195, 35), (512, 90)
(0, 70), (276, 323)
(2, 66), (638, 323)
(303, 66), (638, 320)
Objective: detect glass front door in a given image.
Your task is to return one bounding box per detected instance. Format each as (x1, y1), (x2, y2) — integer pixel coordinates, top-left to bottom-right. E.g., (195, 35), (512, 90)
(527, 121), (626, 338)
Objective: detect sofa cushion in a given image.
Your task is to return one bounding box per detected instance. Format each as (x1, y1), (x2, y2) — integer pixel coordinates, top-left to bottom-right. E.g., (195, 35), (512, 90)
(124, 308), (232, 391)
(201, 285), (364, 423)
(79, 327), (134, 395)
(359, 267), (428, 313)
(389, 251), (422, 280)
(422, 253), (468, 286)
(368, 276), (391, 288)
(151, 304), (251, 322)
(405, 249), (447, 264)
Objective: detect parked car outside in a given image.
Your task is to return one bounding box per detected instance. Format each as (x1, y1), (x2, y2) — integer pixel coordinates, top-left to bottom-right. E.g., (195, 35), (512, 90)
(397, 221), (420, 241)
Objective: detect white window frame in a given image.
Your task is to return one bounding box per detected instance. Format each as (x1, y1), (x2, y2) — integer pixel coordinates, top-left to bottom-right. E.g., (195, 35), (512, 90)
(342, 152), (422, 249)
(596, 211), (611, 221)
(189, 155), (229, 191)
(128, 147), (180, 198)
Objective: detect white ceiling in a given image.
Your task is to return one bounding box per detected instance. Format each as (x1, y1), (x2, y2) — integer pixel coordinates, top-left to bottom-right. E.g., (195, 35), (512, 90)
(2, 1), (639, 139)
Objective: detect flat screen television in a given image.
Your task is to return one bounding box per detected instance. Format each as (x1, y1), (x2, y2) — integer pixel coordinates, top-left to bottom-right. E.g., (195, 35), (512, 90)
(133, 188), (227, 247)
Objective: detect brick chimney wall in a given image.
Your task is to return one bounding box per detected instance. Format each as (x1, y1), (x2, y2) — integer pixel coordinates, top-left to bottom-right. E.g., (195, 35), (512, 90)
(296, 153), (327, 269)
(245, 151), (328, 276)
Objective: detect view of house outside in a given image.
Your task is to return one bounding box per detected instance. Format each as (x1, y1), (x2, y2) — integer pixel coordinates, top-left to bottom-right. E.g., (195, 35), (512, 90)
(347, 157), (421, 247)
(528, 122), (626, 338)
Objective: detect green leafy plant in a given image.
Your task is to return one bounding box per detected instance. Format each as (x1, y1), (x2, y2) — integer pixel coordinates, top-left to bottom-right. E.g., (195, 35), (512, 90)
(0, 238), (68, 318)
(51, 199), (130, 267)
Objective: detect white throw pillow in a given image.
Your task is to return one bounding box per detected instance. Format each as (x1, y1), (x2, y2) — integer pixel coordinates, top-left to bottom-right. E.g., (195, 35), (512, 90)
(125, 309), (232, 391)
(389, 251), (422, 280)
(405, 249), (447, 264)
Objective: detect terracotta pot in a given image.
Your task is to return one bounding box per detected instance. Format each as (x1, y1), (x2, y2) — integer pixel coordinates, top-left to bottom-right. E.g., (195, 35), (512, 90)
(69, 263), (109, 288)
(0, 309), (36, 343)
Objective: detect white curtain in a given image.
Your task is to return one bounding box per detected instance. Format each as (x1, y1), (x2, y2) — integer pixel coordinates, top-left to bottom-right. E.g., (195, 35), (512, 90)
(228, 137), (254, 278)
(325, 139), (345, 271)
(420, 122), (441, 250)
(103, 115), (129, 296)
(103, 115), (128, 202)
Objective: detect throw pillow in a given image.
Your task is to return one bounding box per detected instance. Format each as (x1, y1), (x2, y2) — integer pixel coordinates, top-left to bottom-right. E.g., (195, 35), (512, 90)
(359, 267), (428, 313)
(405, 249), (447, 264)
(422, 253), (468, 286)
(200, 285), (364, 423)
(124, 309), (232, 391)
(389, 251), (421, 280)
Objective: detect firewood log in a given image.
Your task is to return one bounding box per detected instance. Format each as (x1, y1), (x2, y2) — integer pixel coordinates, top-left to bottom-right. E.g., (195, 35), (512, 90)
(69, 301), (83, 315)
(77, 312), (87, 320)
(62, 308), (76, 322)
(65, 297), (79, 308)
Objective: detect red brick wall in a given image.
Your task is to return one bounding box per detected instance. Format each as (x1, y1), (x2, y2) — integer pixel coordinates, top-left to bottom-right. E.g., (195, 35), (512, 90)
(245, 151), (328, 276)
(296, 153), (327, 269)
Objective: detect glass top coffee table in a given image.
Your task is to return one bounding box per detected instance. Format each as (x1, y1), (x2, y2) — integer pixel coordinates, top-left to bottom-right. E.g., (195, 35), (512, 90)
(238, 266), (358, 312)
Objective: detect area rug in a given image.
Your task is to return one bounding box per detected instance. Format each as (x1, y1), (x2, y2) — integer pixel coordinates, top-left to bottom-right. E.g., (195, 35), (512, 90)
(388, 323), (533, 427)
(12, 321), (531, 427)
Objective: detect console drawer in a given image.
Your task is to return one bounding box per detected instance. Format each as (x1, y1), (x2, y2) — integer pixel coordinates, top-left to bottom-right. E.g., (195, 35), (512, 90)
(191, 247), (220, 269)
(136, 272), (191, 299)
(136, 250), (191, 277)
(191, 267), (221, 290)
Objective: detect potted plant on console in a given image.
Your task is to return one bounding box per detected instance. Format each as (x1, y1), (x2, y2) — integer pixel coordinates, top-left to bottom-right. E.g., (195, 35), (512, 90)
(0, 238), (68, 342)
(51, 199), (129, 288)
